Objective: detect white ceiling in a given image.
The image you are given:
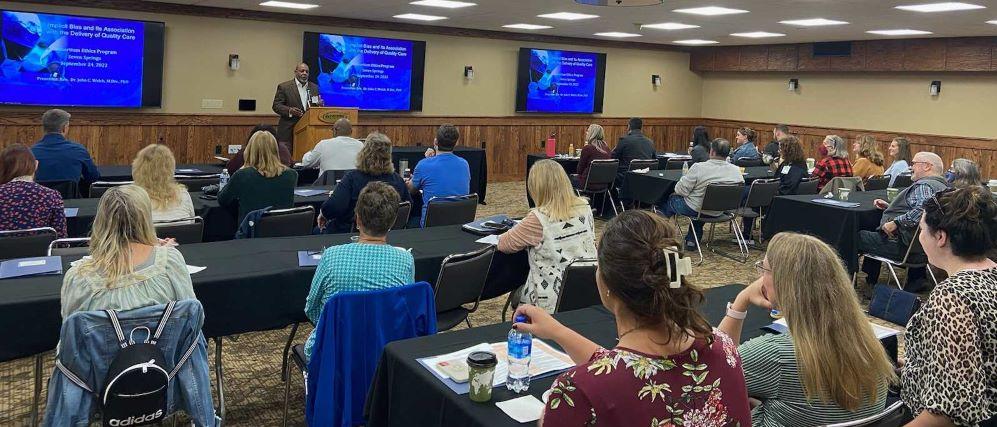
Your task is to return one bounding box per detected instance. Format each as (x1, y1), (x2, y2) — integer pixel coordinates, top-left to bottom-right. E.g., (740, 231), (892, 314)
(146, 0), (997, 46)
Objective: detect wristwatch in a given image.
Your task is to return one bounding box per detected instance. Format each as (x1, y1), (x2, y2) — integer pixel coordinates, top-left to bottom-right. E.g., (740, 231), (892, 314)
(726, 302), (748, 320)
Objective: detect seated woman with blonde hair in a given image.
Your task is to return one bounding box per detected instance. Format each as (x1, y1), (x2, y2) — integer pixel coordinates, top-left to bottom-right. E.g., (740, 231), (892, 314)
(132, 144), (195, 222)
(61, 185), (195, 318)
(719, 232), (896, 426)
(218, 130), (298, 224)
(851, 135), (885, 181)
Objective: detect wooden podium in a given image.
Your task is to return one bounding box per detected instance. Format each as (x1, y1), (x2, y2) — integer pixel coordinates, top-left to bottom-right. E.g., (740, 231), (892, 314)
(291, 107), (360, 161)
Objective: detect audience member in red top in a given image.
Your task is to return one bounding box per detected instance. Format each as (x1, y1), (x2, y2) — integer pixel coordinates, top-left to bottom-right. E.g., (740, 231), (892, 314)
(225, 124), (293, 175)
(0, 144), (67, 237)
(811, 135), (853, 191)
(571, 124), (612, 189)
(514, 210), (751, 427)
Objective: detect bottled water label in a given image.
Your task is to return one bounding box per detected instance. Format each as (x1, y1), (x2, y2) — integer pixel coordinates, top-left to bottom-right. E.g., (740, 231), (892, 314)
(508, 338), (531, 359)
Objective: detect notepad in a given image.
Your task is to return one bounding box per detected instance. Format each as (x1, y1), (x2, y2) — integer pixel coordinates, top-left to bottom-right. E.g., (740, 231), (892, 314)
(294, 189), (327, 197)
(496, 395), (545, 423)
(0, 256), (62, 279)
(297, 250), (322, 267)
(811, 198), (861, 208)
(64, 208), (79, 217)
(176, 168), (204, 174)
(418, 340), (574, 395)
(475, 234), (500, 245)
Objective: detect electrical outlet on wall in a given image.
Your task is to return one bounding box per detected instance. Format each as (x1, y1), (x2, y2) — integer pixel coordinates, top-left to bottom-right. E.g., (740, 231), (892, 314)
(201, 99), (223, 109)
(228, 145), (242, 154)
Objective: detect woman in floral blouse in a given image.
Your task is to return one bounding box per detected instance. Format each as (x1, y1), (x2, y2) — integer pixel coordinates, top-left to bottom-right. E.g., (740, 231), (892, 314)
(513, 210), (750, 427)
(0, 143), (66, 237)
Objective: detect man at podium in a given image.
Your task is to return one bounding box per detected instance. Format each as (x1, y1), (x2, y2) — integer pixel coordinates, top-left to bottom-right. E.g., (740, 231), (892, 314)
(272, 62), (323, 149)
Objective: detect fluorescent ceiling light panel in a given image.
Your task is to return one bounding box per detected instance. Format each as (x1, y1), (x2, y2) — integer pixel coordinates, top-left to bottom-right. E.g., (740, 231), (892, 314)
(410, 0), (476, 8)
(673, 39), (719, 45)
(537, 12), (599, 20)
(259, 1), (319, 9)
(988, 20), (997, 24)
(673, 6), (749, 16)
(594, 32), (641, 38)
(642, 22), (700, 30)
(503, 23), (553, 30)
(866, 29), (933, 35)
(393, 13), (448, 21)
(779, 18), (849, 26)
(895, 2), (985, 12)
(730, 31), (786, 38)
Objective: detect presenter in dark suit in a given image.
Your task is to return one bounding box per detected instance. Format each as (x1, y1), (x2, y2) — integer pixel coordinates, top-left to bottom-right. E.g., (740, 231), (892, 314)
(272, 63), (323, 150)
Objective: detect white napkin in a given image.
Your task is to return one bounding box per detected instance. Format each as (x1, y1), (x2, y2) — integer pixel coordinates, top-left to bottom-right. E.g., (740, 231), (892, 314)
(496, 395), (545, 423)
(187, 265), (207, 274)
(633, 168), (650, 174)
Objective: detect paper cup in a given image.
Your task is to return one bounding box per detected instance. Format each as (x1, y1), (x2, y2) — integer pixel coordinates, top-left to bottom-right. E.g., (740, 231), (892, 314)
(467, 351), (498, 403)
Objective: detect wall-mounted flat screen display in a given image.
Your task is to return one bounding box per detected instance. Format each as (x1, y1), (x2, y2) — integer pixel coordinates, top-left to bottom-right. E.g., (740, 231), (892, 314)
(515, 47), (606, 114)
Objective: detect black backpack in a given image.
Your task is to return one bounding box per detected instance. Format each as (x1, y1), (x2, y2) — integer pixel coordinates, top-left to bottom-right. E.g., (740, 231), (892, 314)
(56, 301), (195, 426)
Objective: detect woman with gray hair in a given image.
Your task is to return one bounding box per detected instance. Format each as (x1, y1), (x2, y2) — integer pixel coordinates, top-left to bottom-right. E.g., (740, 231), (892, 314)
(571, 123), (612, 189)
(811, 135), (854, 191)
(947, 158), (983, 189)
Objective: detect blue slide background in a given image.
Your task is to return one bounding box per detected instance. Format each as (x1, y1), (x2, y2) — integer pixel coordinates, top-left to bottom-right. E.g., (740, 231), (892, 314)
(315, 34), (414, 111)
(0, 11), (145, 107)
(524, 49), (598, 113)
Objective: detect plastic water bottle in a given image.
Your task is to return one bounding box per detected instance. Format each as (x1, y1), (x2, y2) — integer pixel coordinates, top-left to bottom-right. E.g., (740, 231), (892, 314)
(218, 169), (229, 191)
(506, 314), (532, 392)
(681, 161), (689, 175)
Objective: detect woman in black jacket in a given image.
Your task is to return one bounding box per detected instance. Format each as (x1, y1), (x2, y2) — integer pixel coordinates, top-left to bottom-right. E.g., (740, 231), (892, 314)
(741, 136), (807, 243)
(689, 126), (710, 164)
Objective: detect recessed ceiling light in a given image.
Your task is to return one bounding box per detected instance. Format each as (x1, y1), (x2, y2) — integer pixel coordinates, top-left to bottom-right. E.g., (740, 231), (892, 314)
(673, 6), (749, 16)
(393, 13), (448, 21)
(779, 18), (849, 26)
(730, 31), (786, 38)
(988, 20), (997, 24)
(410, 0), (475, 8)
(673, 39), (719, 45)
(503, 23), (553, 30)
(867, 29), (933, 35)
(642, 22), (700, 30)
(896, 2), (985, 12)
(537, 12), (600, 20)
(259, 1), (319, 9)
(594, 32), (642, 38)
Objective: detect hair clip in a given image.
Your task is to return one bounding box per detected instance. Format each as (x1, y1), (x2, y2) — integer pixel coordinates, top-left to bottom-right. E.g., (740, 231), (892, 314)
(663, 247), (693, 288)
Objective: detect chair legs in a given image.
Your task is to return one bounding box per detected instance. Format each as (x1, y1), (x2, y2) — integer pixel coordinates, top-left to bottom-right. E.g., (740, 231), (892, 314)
(464, 317), (473, 329)
(683, 216), (705, 265)
(281, 323), (299, 382)
(704, 219), (750, 263)
(31, 353), (43, 426)
(213, 337), (225, 427)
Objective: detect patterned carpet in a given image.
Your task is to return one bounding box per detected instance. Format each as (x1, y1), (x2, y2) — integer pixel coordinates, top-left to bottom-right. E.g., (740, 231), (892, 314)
(0, 181), (905, 426)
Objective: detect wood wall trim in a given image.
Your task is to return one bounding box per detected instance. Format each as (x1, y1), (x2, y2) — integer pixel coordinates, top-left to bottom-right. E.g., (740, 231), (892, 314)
(9, 0), (685, 53)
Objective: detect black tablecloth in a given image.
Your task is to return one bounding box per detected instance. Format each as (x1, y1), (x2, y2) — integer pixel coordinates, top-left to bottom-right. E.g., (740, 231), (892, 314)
(0, 226), (528, 362)
(97, 163), (225, 181)
(762, 190), (886, 273)
(625, 166), (775, 206)
(366, 283), (899, 427)
(63, 186), (333, 241)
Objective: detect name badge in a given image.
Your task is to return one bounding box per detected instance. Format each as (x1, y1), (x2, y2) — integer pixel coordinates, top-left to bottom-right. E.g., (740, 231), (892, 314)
(781, 166), (791, 174)
(310, 96), (320, 105)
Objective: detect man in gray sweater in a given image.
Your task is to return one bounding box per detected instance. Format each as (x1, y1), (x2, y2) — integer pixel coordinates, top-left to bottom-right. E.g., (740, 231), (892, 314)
(658, 138), (744, 249)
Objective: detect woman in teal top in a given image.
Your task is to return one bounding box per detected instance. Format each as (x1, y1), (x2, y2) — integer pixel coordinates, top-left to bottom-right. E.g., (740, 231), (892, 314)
(218, 130), (298, 224)
(718, 232), (896, 427)
(303, 181), (414, 359)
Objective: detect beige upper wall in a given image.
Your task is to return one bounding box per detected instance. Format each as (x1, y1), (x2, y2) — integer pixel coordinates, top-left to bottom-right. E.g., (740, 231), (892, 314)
(0, 1), (702, 117)
(700, 72), (997, 139)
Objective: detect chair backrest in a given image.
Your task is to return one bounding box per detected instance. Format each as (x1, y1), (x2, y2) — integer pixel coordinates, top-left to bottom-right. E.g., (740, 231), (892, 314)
(89, 181), (131, 198)
(796, 177), (819, 195)
(313, 169), (352, 186)
(734, 157), (764, 167)
(823, 401), (906, 427)
(865, 175), (891, 191)
(39, 180), (79, 199)
(0, 227), (58, 260)
(433, 246), (496, 314)
(392, 201), (412, 230)
(424, 194), (478, 228)
(154, 217), (204, 244)
(174, 175), (219, 192)
(699, 183), (745, 213)
(664, 158), (687, 170)
(893, 173), (913, 189)
(628, 159), (658, 171)
(583, 159), (619, 189)
(555, 258), (600, 313)
(256, 206), (315, 238)
(305, 282), (436, 427)
(48, 238), (91, 257)
(899, 225), (928, 264)
(819, 176), (865, 196)
(743, 178), (781, 209)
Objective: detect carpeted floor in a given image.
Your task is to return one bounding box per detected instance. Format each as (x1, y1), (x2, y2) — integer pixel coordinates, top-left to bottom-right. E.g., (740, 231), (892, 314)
(0, 181), (907, 426)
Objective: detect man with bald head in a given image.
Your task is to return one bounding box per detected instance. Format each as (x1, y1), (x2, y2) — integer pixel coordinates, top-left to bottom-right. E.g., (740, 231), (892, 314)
(858, 151), (950, 291)
(300, 118), (363, 174)
(273, 62), (323, 148)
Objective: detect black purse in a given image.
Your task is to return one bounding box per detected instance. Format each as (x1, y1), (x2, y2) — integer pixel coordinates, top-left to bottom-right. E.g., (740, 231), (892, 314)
(868, 284), (922, 326)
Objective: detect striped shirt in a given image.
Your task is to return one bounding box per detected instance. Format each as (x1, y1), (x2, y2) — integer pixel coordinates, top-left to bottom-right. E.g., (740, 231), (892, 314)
(739, 333), (888, 427)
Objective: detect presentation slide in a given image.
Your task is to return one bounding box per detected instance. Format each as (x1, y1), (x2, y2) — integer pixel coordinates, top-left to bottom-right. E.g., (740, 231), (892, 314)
(0, 11), (156, 108)
(517, 48), (606, 114)
(307, 33), (425, 111)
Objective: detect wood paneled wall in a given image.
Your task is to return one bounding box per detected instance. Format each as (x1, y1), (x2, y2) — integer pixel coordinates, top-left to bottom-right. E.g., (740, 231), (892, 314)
(690, 37), (997, 72)
(2, 112), (994, 182)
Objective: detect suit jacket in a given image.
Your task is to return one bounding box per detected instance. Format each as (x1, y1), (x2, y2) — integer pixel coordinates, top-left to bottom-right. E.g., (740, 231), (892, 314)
(612, 130), (656, 172)
(272, 79), (322, 147)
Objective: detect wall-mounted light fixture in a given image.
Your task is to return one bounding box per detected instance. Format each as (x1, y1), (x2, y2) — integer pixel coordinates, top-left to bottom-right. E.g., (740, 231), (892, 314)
(228, 54), (240, 71)
(463, 65), (474, 80)
(788, 78), (799, 92)
(929, 80), (941, 96)
(651, 74), (661, 87)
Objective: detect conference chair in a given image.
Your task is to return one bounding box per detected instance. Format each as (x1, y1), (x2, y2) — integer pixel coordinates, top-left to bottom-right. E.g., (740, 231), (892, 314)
(819, 176), (865, 196)
(893, 173), (913, 189)
(824, 400), (906, 427)
(38, 179), (80, 199)
(175, 175), (220, 192)
(865, 175), (891, 191)
(424, 194), (478, 228)
(677, 183), (747, 265)
(554, 258), (600, 313)
(393, 201), (412, 230)
(312, 169), (352, 186)
(733, 157), (764, 167)
(0, 227), (58, 260)
(154, 216), (204, 244)
(623, 159), (661, 210)
(574, 159), (619, 217)
(855, 225), (938, 290)
(255, 206), (315, 238)
(796, 177), (819, 195)
(433, 246), (495, 331)
(664, 158), (687, 170)
(733, 178), (781, 245)
(47, 237), (91, 257)
(88, 181), (131, 198)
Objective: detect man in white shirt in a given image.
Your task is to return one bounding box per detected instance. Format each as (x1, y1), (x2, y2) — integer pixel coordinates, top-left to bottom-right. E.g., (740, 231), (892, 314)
(300, 118), (364, 174)
(272, 63), (323, 148)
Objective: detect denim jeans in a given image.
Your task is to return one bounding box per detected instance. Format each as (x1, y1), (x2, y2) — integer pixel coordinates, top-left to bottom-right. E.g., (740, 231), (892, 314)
(657, 195), (707, 245)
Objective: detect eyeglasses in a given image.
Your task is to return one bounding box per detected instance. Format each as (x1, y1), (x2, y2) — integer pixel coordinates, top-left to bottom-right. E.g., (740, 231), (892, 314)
(928, 188), (955, 215)
(754, 260), (771, 274)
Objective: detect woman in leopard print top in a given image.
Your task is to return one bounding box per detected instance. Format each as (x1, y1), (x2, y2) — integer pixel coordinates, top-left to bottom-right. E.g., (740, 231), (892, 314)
(902, 186), (997, 426)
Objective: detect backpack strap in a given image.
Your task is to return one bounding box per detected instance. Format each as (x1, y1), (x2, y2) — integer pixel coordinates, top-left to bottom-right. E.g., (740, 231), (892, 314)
(169, 338), (200, 380)
(55, 359), (94, 394)
(149, 301), (177, 345)
(105, 310), (127, 349)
